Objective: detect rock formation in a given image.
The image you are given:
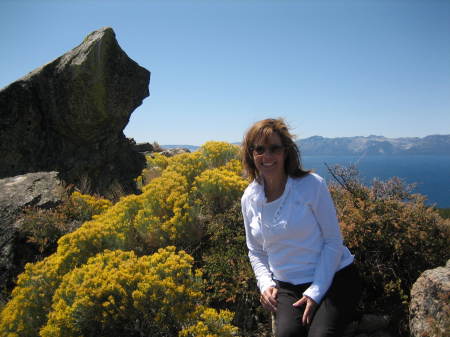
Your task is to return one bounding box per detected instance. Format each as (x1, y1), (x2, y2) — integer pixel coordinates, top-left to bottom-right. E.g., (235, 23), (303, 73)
(0, 172), (67, 298)
(160, 148), (191, 157)
(409, 260), (450, 337)
(0, 27), (150, 198)
(134, 142), (155, 153)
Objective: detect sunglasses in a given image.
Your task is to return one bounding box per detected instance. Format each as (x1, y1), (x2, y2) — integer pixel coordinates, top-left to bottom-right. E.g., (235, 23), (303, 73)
(251, 144), (284, 155)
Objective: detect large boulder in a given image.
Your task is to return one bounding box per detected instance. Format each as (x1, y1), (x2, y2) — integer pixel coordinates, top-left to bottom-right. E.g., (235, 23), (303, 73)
(0, 27), (150, 198)
(0, 172), (67, 298)
(409, 260), (450, 337)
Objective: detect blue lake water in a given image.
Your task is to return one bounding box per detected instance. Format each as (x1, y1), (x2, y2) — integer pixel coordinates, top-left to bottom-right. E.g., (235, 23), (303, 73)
(302, 155), (450, 208)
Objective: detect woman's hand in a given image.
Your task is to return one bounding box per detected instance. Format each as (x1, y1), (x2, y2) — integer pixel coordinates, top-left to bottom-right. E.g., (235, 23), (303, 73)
(260, 286), (278, 312)
(292, 295), (317, 325)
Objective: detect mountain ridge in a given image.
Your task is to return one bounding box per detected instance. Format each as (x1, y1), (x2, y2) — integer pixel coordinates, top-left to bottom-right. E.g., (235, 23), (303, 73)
(162, 134), (450, 156)
(297, 134), (450, 156)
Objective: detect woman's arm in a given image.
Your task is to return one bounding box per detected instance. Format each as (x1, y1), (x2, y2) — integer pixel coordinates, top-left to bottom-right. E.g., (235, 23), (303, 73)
(302, 178), (344, 304)
(241, 197), (276, 294)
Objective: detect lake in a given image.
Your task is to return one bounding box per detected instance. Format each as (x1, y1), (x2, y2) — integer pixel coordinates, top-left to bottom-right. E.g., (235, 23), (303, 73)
(302, 155), (450, 208)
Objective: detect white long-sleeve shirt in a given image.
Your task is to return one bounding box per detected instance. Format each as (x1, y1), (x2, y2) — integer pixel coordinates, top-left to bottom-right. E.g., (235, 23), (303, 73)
(241, 173), (354, 304)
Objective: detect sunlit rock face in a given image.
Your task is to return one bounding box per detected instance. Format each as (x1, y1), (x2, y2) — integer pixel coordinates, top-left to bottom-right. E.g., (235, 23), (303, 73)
(409, 260), (450, 337)
(0, 27), (150, 197)
(0, 171), (66, 299)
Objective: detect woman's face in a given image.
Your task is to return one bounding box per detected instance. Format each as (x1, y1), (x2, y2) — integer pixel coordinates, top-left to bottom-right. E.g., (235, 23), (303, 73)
(252, 132), (286, 182)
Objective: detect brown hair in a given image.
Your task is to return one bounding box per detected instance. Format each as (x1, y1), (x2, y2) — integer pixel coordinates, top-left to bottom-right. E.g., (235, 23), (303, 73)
(241, 118), (311, 182)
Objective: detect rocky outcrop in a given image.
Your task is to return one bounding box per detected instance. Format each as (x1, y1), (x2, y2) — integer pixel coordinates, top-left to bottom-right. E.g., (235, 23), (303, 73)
(160, 148), (191, 157)
(134, 142), (155, 153)
(0, 172), (67, 298)
(0, 27), (150, 198)
(409, 260), (450, 337)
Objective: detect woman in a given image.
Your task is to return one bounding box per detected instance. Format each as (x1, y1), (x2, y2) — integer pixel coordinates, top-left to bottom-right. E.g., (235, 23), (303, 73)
(241, 118), (361, 337)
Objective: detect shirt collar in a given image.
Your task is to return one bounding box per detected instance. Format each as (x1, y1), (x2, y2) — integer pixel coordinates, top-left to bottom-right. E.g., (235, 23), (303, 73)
(250, 176), (293, 206)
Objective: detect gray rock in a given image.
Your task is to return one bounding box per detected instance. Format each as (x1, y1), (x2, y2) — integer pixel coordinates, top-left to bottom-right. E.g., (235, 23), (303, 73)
(0, 27), (150, 198)
(0, 172), (67, 298)
(0, 171), (65, 211)
(160, 148), (191, 157)
(134, 142), (154, 153)
(409, 259), (450, 337)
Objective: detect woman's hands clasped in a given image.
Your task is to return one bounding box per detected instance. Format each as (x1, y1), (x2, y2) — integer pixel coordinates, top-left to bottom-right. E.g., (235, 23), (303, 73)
(293, 295), (318, 325)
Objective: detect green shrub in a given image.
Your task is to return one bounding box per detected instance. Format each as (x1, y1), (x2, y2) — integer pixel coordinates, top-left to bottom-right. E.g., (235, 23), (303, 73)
(20, 192), (112, 254)
(328, 165), (450, 335)
(198, 200), (269, 336)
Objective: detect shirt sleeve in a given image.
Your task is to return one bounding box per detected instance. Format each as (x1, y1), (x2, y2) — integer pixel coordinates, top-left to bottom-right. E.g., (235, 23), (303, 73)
(241, 195), (276, 294)
(302, 178), (344, 303)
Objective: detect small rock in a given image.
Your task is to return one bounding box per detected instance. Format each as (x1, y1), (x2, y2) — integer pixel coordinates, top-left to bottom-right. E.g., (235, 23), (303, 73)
(160, 148), (191, 157)
(134, 143), (154, 153)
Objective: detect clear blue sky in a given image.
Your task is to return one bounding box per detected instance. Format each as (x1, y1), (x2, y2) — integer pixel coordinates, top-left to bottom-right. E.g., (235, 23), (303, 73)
(1, 0), (449, 145)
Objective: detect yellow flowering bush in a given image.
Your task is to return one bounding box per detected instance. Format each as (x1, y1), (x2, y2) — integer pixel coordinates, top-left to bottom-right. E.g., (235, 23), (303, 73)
(0, 141), (246, 337)
(222, 159), (244, 176)
(67, 191), (112, 221)
(40, 247), (205, 337)
(199, 141), (240, 168)
(0, 194), (142, 336)
(164, 151), (208, 185)
(180, 307), (239, 337)
(135, 170), (196, 250)
(192, 166), (248, 214)
(136, 153), (170, 189)
(146, 152), (169, 170)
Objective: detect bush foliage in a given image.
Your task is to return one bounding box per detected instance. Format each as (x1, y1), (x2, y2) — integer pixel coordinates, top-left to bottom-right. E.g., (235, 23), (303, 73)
(20, 192), (112, 254)
(40, 247), (236, 337)
(1, 142), (448, 337)
(328, 165), (450, 335)
(0, 142), (244, 337)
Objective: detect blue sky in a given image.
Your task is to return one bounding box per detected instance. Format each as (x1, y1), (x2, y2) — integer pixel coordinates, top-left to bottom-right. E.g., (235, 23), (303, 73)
(1, 0), (449, 146)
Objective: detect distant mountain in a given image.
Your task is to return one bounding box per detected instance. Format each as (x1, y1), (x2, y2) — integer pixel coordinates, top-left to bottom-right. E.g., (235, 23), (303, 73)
(161, 144), (200, 152)
(297, 135), (450, 156)
(162, 135), (450, 156)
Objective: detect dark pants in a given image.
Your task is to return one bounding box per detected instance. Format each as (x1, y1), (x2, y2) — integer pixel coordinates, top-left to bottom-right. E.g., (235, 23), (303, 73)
(275, 263), (362, 337)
